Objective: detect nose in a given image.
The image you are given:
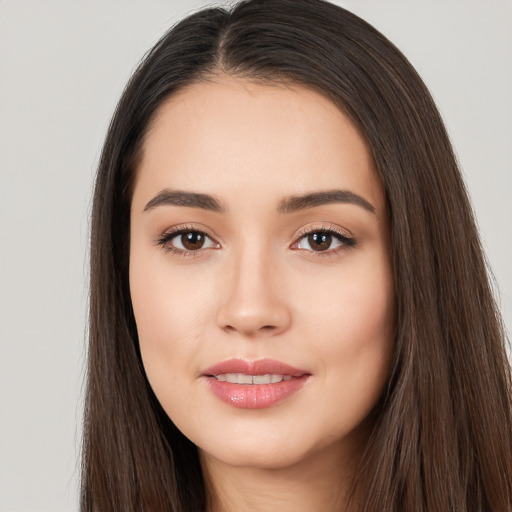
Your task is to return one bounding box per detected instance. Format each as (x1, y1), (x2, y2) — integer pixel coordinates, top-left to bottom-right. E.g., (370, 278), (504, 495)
(216, 247), (292, 337)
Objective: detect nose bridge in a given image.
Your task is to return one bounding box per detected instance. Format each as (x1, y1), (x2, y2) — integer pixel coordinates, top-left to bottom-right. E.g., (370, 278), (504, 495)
(217, 238), (291, 336)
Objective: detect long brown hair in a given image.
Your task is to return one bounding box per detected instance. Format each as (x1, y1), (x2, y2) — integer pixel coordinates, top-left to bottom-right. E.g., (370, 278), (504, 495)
(82, 0), (512, 510)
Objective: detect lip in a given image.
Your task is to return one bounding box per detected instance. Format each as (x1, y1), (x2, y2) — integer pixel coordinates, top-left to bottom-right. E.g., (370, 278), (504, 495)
(203, 358), (308, 377)
(202, 358), (311, 409)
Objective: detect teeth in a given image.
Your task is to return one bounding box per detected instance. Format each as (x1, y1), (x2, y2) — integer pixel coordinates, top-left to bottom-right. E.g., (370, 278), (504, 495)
(253, 374), (272, 384)
(238, 374), (253, 384)
(214, 373), (293, 384)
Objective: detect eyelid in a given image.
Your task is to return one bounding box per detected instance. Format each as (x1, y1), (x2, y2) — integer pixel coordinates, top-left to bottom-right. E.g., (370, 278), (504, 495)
(290, 223), (357, 254)
(293, 223), (353, 241)
(156, 223), (219, 241)
(155, 224), (221, 256)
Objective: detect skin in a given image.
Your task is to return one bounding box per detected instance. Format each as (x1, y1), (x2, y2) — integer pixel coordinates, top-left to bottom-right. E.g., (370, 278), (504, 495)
(129, 77), (395, 512)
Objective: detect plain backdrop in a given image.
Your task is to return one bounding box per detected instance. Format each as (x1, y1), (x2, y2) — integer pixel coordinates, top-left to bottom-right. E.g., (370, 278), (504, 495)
(1, 1), (510, 510)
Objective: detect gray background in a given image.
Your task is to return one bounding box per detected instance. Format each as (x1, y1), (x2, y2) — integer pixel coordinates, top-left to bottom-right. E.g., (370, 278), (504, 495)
(1, 0), (510, 510)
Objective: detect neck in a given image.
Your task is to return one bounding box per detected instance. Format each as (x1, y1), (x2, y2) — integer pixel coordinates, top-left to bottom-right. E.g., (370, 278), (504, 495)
(200, 442), (362, 512)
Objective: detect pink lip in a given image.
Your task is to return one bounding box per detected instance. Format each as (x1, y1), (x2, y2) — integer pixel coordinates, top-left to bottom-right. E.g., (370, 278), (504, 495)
(203, 358), (308, 377)
(202, 358), (311, 409)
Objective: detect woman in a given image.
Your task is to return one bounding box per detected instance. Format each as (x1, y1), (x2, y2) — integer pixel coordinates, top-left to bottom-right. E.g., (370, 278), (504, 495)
(81, 0), (512, 510)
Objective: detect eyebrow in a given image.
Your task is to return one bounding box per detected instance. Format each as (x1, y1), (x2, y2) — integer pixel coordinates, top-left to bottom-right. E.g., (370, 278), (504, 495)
(144, 189), (225, 213)
(277, 189), (375, 214)
(143, 188), (375, 215)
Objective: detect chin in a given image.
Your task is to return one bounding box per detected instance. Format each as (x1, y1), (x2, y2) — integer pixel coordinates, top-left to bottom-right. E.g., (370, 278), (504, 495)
(194, 421), (348, 472)
(200, 440), (310, 470)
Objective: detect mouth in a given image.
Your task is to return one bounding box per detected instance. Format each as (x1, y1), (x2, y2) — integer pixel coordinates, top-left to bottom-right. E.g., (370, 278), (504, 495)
(202, 358), (311, 409)
(213, 373), (293, 384)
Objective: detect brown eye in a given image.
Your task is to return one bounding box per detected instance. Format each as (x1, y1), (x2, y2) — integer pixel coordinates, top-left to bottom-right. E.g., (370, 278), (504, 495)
(295, 229), (355, 253)
(181, 231), (206, 250)
(307, 232), (332, 251)
(158, 229), (217, 253)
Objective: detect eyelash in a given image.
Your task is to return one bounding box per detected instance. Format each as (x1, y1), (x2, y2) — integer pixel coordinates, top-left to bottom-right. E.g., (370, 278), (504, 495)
(156, 224), (357, 258)
(293, 225), (357, 257)
(156, 225), (218, 258)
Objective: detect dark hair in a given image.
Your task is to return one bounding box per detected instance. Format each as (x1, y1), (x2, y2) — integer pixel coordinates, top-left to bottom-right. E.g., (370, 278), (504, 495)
(82, 0), (512, 510)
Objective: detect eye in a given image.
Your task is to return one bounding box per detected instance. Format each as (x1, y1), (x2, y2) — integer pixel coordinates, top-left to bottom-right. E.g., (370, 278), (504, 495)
(157, 228), (218, 254)
(293, 228), (356, 253)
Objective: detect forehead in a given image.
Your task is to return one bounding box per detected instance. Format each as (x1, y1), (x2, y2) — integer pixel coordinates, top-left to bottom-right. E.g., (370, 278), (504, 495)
(133, 77), (384, 214)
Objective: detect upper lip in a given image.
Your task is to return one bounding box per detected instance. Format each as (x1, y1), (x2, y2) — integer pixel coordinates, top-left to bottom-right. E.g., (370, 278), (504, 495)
(203, 358), (309, 377)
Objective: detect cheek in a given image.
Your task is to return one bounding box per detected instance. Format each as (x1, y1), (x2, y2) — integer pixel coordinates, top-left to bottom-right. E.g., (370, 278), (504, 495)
(128, 248), (214, 392)
(296, 251), (394, 350)
(331, 267), (394, 378)
(294, 253), (395, 423)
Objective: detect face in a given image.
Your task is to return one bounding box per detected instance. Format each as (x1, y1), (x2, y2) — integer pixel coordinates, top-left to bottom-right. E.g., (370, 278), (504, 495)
(129, 77), (395, 470)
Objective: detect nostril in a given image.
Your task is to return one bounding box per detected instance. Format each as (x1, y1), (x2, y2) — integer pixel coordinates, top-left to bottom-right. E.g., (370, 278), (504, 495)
(221, 323), (280, 336)
(216, 298), (292, 337)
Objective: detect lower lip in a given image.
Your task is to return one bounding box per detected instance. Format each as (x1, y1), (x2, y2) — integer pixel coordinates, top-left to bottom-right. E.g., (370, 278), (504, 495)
(204, 375), (310, 409)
